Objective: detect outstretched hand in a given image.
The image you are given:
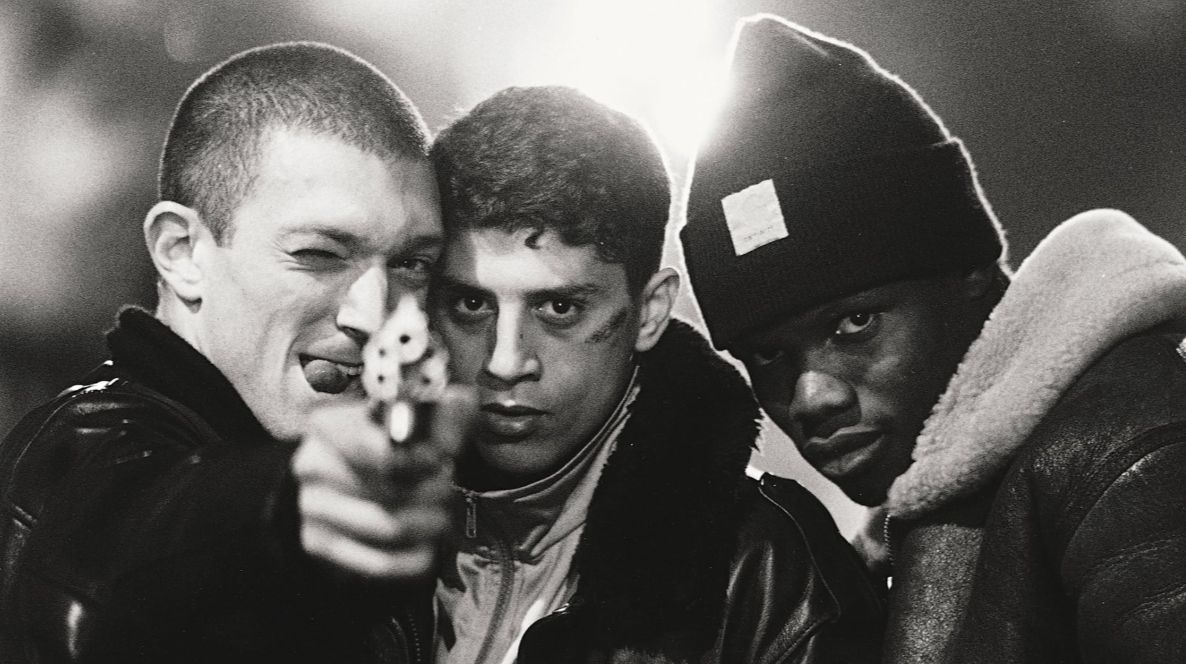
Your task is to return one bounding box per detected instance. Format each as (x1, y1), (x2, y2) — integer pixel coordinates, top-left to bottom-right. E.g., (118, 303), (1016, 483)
(292, 385), (476, 580)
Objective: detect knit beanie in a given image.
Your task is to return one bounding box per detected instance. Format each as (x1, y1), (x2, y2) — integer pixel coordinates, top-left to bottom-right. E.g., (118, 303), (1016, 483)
(681, 14), (1006, 349)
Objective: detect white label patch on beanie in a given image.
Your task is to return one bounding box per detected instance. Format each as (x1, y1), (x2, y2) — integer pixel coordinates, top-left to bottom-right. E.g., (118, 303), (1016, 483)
(721, 179), (788, 256)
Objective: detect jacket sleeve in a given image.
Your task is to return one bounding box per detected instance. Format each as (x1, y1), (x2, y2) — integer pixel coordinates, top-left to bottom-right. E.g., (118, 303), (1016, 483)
(1059, 427), (1186, 662)
(0, 386), (346, 662)
(714, 475), (885, 664)
(949, 422), (1186, 664)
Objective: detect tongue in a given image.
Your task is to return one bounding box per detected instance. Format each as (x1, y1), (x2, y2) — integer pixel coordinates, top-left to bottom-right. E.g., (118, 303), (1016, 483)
(304, 359), (353, 394)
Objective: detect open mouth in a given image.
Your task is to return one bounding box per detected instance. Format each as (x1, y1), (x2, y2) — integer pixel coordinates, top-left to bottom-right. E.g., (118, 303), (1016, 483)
(301, 356), (363, 395)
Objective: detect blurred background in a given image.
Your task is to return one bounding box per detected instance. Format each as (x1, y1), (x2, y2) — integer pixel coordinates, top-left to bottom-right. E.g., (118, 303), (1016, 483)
(1, 0), (1183, 536)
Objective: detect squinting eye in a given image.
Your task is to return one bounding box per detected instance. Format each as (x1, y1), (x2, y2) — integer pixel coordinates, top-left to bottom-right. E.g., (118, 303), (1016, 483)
(834, 312), (878, 337)
(293, 248), (343, 263)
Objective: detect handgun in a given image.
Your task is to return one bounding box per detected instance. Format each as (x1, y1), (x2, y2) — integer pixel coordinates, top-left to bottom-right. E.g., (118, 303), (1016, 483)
(360, 294), (449, 443)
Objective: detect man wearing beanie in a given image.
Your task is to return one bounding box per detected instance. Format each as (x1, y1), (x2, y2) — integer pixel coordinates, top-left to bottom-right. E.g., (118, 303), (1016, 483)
(682, 14), (1186, 664)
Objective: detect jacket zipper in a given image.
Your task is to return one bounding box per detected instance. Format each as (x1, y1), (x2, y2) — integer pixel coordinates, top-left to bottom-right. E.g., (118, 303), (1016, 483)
(459, 490), (517, 664)
(390, 610), (425, 664)
(463, 489), (478, 539)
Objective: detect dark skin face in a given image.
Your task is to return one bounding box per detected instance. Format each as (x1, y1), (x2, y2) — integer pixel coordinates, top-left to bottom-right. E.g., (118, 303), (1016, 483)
(730, 271), (994, 506)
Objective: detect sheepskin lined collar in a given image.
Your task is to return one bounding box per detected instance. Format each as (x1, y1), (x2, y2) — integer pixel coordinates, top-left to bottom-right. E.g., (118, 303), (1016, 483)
(887, 209), (1186, 519)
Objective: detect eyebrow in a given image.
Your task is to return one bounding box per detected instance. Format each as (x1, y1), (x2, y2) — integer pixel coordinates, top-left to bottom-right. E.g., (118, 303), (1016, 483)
(397, 233), (444, 255)
(282, 225), (442, 254)
(281, 225), (363, 247)
(435, 275), (606, 300)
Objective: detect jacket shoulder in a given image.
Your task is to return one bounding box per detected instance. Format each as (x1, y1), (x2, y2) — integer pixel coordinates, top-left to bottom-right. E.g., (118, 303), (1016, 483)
(958, 333), (1186, 662)
(1013, 330), (1186, 528)
(1, 372), (215, 507)
(712, 474), (884, 663)
(0, 369), (307, 663)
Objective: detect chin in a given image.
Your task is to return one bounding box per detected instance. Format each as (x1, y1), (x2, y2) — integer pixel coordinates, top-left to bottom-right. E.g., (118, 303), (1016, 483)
(258, 415), (304, 444)
(480, 444), (539, 474)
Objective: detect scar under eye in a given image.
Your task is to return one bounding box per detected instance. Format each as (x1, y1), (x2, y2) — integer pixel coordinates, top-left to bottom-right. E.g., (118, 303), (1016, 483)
(586, 308), (628, 344)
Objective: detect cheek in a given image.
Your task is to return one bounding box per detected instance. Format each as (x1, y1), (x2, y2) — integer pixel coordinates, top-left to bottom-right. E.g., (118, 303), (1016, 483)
(748, 369), (794, 427)
(584, 308), (632, 347)
(861, 346), (943, 423)
(543, 340), (629, 400)
(437, 322), (488, 383)
(226, 266), (337, 326)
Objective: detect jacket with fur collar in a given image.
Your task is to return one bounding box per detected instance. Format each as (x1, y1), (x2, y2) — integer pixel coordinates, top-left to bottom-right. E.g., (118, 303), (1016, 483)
(509, 319), (885, 663)
(880, 209), (1186, 663)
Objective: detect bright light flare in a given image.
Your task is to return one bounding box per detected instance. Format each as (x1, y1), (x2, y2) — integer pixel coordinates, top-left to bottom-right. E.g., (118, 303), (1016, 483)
(530, 0), (731, 163)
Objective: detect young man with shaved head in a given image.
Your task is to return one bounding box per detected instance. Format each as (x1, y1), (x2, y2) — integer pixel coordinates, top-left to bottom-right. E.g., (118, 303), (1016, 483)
(0, 43), (471, 662)
(682, 14), (1186, 663)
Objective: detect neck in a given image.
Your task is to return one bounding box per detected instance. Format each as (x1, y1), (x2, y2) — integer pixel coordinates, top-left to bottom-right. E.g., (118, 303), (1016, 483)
(154, 292), (205, 354)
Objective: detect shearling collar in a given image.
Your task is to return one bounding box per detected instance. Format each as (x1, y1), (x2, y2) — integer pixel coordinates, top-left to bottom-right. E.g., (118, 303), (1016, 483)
(887, 209), (1186, 519)
(570, 318), (761, 651)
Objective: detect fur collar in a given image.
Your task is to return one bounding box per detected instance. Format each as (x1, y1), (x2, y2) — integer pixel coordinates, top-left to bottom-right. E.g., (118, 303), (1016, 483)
(572, 318), (761, 651)
(887, 209), (1186, 519)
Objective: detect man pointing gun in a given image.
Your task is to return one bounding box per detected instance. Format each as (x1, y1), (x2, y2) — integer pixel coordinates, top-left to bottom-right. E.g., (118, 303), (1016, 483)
(0, 42), (472, 662)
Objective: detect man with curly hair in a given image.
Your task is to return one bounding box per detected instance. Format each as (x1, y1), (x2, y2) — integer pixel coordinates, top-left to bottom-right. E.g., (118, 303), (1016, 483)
(423, 85), (885, 663)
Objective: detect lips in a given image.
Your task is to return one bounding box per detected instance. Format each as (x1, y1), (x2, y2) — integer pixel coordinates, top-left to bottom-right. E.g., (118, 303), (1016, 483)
(479, 402), (546, 439)
(800, 430), (883, 479)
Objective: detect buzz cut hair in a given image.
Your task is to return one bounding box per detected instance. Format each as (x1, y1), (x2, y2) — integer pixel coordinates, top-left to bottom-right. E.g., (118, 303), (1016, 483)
(431, 86), (672, 295)
(159, 41), (429, 243)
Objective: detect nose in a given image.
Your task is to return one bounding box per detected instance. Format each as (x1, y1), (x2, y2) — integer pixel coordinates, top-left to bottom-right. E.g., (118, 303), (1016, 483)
(337, 262), (388, 343)
(789, 369), (857, 440)
(480, 310), (541, 388)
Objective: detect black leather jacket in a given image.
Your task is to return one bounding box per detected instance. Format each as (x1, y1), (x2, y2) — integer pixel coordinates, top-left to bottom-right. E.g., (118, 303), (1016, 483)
(947, 330), (1186, 663)
(0, 309), (417, 663)
(885, 331), (1186, 664)
(0, 310), (883, 662)
(516, 475), (885, 663)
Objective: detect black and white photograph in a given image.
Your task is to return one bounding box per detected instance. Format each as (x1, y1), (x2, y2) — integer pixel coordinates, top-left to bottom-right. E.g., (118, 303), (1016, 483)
(0, 1), (1183, 661)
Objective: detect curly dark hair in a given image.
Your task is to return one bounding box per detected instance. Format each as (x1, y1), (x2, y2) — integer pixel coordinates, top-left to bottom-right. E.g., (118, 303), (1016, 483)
(431, 86), (671, 294)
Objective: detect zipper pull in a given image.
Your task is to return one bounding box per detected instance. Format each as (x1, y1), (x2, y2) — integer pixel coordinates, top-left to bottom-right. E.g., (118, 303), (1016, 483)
(463, 491), (478, 539)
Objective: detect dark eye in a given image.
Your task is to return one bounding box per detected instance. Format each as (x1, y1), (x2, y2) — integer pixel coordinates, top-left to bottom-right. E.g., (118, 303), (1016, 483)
(449, 294), (492, 323)
(393, 255), (434, 274)
(460, 296), (485, 312)
(747, 348), (785, 367)
(536, 299), (582, 326)
(834, 312), (879, 338)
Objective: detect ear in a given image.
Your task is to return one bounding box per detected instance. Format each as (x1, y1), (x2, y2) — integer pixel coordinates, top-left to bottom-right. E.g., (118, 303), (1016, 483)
(144, 201), (208, 303)
(634, 267), (680, 353)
